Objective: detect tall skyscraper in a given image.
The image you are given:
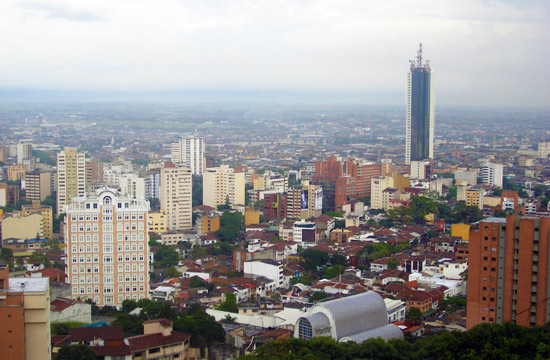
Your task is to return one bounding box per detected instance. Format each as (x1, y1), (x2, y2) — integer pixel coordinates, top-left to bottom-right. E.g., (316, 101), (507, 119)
(64, 188), (150, 307)
(481, 162), (504, 187)
(160, 163), (193, 230)
(467, 215), (550, 329)
(57, 147), (86, 215)
(406, 44), (434, 165)
(170, 135), (205, 175)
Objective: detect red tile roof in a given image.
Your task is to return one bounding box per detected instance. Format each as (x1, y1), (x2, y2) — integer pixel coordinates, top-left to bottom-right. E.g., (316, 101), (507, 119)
(127, 331), (189, 352)
(51, 297), (85, 312)
(71, 326), (124, 342)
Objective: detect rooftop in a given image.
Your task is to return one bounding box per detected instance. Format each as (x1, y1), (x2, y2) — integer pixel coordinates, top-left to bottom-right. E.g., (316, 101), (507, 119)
(8, 277), (49, 293)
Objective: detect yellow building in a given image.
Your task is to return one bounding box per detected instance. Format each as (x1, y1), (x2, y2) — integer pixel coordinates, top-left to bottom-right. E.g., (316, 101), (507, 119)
(0, 265), (51, 360)
(244, 207), (260, 226)
(451, 223), (470, 241)
(1, 212), (44, 240)
(22, 201), (53, 240)
(7, 165), (29, 181)
(390, 172), (411, 191)
(127, 319), (189, 360)
(57, 147), (86, 215)
(148, 211), (167, 233)
(465, 188), (483, 209)
(197, 214), (220, 235)
(253, 177), (265, 190)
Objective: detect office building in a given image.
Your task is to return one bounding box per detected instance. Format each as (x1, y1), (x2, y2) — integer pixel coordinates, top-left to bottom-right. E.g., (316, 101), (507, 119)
(160, 163), (193, 230)
(57, 148), (86, 215)
(0, 265), (51, 360)
(170, 135), (205, 175)
(406, 44), (434, 164)
(481, 162), (504, 187)
(24, 170), (51, 202)
(286, 182), (323, 220)
(145, 170), (160, 200)
(64, 188), (150, 307)
(203, 165), (245, 208)
(467, 215), (550, 329)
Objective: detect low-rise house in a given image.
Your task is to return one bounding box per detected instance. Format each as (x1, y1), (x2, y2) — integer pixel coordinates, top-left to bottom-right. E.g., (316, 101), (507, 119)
(127, 319), (190, 360)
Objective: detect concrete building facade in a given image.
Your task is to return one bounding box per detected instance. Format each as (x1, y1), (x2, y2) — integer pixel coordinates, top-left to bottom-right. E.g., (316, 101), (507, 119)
(57, 148), (86, 215)
(467, 216), (550, 329)
(170, 135), (205, 175)
(64, 188), (150, 307)
(160, 164), (192, 230)
(203, 165), (245, 208)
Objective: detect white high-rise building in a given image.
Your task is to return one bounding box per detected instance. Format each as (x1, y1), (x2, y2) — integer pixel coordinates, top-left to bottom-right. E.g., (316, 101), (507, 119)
(406, 44), (435, 165)
(16, 141), (32, 165)
(170, 135), (205, 175)
(160, 164), (193, 230)
(370, 176), (394, 210)
(57, 147), (86, 215)
(118, 173), (146, 200)
(64, 188), (150, 307)
(481, 162), (504, 187)
(203, 165), (245, 208)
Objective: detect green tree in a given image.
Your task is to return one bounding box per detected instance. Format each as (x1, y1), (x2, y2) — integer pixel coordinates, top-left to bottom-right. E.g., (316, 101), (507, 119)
(310, 291), (328, 302)
(173, 308), (225, 348)
(1, 248), (14, 262)
(387, 257), (399, 270)
(165, 266), (182, 278)
(406, 307), (423, 324)
(121, 299), (138, 313)
(56, 344), (97, 360)
(217, 292), (238, 313)
(216, 211), (243, 242)
(28, 252), (50, 267)
(154, 245), (179, 268)
(192, 175), (203, 207)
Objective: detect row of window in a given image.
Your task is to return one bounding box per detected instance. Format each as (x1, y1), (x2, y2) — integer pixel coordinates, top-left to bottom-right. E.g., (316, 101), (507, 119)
(70, 263), (146, 274)
(70, 232), (145, 243)
(71, 253), (145, 263)
(71, 212), (144, 222)
(71, 284), (146, 295)
(72, 273), (145, 284)
(71, 243), (145, 253)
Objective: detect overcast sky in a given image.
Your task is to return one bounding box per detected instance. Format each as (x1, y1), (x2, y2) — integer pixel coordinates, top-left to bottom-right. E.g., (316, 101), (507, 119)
(1, 0), (548, 107)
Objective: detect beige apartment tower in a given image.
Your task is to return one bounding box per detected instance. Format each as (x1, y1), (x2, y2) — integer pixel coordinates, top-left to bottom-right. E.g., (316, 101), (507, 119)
(160, 163), (193, 230)
(25, 170), (51, 202)
(203, 165), (245, 208)
(64, 188), (150, 307)
(57, 147), (86, 215)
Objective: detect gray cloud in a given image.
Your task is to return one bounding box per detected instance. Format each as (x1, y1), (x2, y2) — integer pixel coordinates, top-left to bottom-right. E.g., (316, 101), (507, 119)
(19, 1), (103, 21)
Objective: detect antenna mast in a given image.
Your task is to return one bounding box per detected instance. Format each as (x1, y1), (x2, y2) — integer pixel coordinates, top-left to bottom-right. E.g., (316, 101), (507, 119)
(417, 43), (423, 67)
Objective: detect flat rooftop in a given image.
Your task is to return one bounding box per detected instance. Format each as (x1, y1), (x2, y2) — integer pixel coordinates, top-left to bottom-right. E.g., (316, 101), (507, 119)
(8, 277), (49, 293)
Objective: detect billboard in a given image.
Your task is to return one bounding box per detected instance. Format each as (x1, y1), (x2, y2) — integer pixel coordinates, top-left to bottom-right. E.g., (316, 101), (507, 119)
(314, 189), (323, 211)
(301, 190), (309, 210)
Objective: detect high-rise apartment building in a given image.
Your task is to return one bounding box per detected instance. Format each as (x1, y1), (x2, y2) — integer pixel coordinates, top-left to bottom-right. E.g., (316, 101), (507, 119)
(467, 215), (550, 329)
(160, 163), (192, 230)
(406, 44), (434, 165)
(24, 170), (51, 201)
(16, 141), (32, 165)
(170, 135), (205, 175)
(203, 165), (245, 208)
(145, 170), (160, 200)
(57, 148), (86, 215)
(7, 164), (29, 181)
(64, 188), (150, 307)
(370, 176), (394, 210)
(286, 182), (323, 220)
(481, 162), (504, 187)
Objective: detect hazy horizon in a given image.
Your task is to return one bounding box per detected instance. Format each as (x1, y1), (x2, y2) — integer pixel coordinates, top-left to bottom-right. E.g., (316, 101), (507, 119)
(1, 1), (549, 108)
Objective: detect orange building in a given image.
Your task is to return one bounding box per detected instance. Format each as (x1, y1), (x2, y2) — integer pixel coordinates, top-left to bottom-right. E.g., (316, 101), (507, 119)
(467, 215), (550, 329)
(0, 265), (51, 360)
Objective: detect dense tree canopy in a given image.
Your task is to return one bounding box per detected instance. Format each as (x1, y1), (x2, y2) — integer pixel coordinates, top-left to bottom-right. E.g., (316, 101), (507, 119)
(216, 211), (243, 242)
(154, 245), (179, 268)
(240, 322), (550, 360)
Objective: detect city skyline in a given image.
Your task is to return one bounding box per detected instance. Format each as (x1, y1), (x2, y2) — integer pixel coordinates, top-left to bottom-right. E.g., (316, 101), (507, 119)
(0, 1), (548, 108)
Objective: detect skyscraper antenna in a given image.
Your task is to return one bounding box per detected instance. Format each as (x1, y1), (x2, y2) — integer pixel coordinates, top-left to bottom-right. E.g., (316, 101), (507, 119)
(417, 43), (423, 67)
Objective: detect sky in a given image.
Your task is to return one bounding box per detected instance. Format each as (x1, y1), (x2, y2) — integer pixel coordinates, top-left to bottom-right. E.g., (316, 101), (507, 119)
(1, 0), (549, 107)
